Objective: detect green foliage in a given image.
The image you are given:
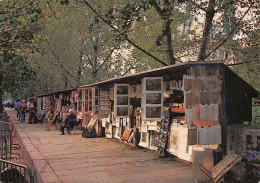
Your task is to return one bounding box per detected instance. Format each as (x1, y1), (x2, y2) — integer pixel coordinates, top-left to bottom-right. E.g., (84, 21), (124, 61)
(0, 0), (45, 53)
(1, 52), (36, 99)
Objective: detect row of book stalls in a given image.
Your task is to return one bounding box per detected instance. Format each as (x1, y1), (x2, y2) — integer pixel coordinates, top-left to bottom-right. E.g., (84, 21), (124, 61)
(36, 88), (78, 124)
(35, 62), (259, 177)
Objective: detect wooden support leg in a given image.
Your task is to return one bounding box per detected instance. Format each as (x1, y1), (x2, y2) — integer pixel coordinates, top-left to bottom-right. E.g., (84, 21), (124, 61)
(46, 120), (51, 131)
(55, 123), (59, 130)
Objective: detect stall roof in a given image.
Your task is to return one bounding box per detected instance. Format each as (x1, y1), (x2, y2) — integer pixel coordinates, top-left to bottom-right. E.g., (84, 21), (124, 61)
(36, 88), (76, 97)
(79, 61), (259, 98)
(79, 61), (218, 88)
(49, 88), (76, 95)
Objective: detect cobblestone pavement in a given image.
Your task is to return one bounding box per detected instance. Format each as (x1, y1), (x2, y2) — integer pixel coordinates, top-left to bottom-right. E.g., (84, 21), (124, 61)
(5, 108), (208, 183)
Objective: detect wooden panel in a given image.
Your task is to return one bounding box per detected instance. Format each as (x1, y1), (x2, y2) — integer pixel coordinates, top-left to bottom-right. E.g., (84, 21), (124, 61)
(198, 126), (221, 145)
(187, 127), (197, 145)
(212, 150), (241, 182)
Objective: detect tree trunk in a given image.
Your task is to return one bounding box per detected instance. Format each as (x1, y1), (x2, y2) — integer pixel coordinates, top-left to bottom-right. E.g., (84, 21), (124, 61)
(76, 51), (84, 88)
(165, 20), (176, 65)
(0, 51), (7, 113)
(197, 0), (216, 61)
(150, 0), (176, 65)
(92, 36), (99, 83)
(64, 74), (68, 89)
(0, 67), (3, 114)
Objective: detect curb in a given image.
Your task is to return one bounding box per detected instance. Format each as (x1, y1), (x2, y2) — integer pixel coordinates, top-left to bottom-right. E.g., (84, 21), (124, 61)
(11, 117), (61, 182)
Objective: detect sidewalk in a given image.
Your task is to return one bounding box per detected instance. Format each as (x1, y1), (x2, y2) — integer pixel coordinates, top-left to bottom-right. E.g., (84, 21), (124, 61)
(6, 108), (208, 183)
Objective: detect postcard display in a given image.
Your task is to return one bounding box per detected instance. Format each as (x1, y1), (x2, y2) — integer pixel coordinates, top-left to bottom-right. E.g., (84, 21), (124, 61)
(37, 97), (42, 111)
(153, 115), (169, 155)
(100, 89), (112, 138)
(113, 84), (130, 140)
(139, 77), (164, 149)
(183, 66), (222, 145)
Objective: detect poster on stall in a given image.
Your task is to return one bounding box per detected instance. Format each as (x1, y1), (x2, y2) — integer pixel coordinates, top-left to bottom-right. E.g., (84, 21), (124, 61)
(105, 123), (113, 138)
(167, 123), (193, 162)
(123, 118), (127, 127)
(141, 121), (147, 132)
(114, 127), (121, 140)
(102, 118), (108, 127)
(116, 118), (120, 127)
(139, 132), (149, 148)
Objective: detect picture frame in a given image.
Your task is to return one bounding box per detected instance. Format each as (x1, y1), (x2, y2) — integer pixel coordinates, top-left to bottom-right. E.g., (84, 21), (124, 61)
(117, 96), (129, 105)
(146, 79), (162, 91)
(146, 106), (162, 119)
(114, 84), (130, 118)
(139, 132), (149, 148)
(117, 85), (128, 95)
(146, 93), (162, 104)
(143, 77), (163, 120)
(116, 107), (128, 117)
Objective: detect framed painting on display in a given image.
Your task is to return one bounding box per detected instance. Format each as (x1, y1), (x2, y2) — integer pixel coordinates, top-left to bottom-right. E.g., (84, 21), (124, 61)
(114, 84), (130, 118)
(142, 77), (163, 121)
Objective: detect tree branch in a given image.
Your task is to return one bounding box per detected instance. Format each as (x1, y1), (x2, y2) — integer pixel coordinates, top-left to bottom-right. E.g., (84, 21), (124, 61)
(187, 0), (207, 12)
(205, 4), (252, 60)
(122, 59), (139, 76)
(97, 47), (116, 72)
(81, 0), (168, 66)
(45, 0), (59, 19)
(46, 41), (83, 86)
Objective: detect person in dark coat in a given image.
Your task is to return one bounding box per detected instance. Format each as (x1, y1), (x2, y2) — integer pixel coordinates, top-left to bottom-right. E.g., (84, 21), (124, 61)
(60, 109), (77, 135)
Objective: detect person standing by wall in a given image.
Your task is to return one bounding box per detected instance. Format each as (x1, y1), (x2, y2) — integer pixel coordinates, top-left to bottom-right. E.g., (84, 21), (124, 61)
(14, 100), (21, 120)
(32, 98), (38, 123)
(27, 98), (34, 124)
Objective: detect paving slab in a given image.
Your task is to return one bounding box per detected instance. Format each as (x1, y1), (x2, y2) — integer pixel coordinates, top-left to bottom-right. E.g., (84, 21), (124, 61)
(5, 108), (208, 183)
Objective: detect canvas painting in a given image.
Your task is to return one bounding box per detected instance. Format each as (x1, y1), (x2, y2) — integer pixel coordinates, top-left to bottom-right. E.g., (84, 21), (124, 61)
(146, 93), (161, 104)
(117, 107), (128, 117)
(146, 79), (162, 91)
(117, 85), (128, 95)
(146, 106), (161, 118)
(117, 96), (128, 105)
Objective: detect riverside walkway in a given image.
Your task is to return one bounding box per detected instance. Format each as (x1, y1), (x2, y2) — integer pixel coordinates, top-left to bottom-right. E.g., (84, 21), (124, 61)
(5, 108), (207, 183)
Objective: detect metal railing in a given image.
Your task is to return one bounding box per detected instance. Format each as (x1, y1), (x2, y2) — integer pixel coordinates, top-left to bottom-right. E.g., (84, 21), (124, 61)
(0, 122), (12, 160)
(0, 158), (37, 183)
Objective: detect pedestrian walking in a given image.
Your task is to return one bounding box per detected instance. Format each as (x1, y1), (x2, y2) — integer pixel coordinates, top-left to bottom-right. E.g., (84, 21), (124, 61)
(18, 100), (27, 123)
(14, 100), (21, 120)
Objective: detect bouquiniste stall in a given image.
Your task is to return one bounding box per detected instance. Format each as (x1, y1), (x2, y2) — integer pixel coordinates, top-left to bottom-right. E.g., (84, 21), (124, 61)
(64, 62), (260, 168)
